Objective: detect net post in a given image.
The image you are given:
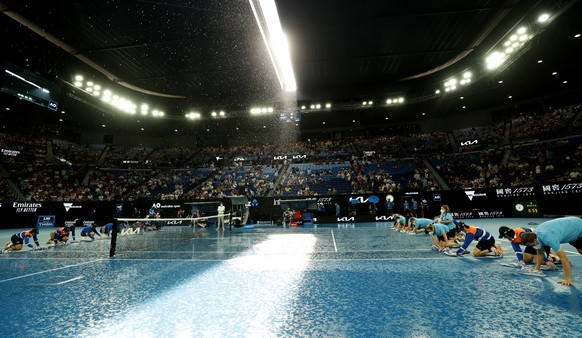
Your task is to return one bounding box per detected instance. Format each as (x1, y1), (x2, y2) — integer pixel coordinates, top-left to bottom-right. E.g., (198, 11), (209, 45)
(109, 219), (118, 258)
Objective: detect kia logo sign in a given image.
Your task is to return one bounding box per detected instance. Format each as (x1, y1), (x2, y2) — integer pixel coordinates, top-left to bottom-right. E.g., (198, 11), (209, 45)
(460, 140), (478, 146)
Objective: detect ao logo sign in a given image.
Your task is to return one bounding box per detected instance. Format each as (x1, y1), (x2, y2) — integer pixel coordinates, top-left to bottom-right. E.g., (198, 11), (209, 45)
(349, 195), (380, 204)
(460, 140), (478, 146)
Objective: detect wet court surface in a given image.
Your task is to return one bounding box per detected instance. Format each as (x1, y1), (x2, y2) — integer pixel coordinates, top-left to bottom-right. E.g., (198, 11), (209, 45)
(1, 218), (581, 337)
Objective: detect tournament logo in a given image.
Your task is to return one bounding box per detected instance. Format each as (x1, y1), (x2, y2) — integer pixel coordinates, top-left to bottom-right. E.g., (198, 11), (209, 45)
(63, 203), (82, 212)
(464, 190), (486, 201)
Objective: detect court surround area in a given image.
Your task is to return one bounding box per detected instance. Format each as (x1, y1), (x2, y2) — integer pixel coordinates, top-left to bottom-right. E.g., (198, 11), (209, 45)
(1, 218), (581, 337)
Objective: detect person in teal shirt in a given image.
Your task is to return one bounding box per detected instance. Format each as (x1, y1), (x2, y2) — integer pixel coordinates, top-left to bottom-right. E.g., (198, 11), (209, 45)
(521, 216), (582, 286)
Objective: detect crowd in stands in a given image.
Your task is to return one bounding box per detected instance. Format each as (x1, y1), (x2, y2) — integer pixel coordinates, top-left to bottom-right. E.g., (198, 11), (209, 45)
(0, 102), (580, 202)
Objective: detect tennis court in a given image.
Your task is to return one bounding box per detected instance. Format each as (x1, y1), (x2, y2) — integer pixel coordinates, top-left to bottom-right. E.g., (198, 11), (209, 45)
(1, 218), (581, 337)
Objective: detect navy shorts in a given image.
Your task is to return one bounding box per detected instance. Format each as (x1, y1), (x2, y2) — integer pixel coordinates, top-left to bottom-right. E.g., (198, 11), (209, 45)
(10, 235), (23, 245)
(476, 237), (495, 251)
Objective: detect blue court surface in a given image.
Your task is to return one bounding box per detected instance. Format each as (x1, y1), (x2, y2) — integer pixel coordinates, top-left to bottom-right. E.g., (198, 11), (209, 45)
(1, 218), (581, 337)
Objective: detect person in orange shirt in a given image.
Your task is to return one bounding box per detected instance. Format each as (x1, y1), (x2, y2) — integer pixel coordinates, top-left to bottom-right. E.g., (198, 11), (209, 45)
(498, 226), (559, 266)
(2, 228), (42, 252)
(448, 223), (503, 257)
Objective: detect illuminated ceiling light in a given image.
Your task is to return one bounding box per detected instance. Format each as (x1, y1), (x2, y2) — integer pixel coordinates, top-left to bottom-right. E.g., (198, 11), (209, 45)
(300, 105), (306, 109)
(537, 60), (543, 63)
(563, 80), (568, 84)
(322, 122), (326, 125)
(518, 34), (528, 42)
(219, 111), (225, 116)
(249, 0), (296, 92)
(498, 80), (503, 84)
(552, 71), (557, 75)
(460, 96), (464, 100)
(102, 125), (106, 128)
(368, 101), (373, 105)
(505, 47), (514, 54)
(315, 104), (321, 109)
(435, 89), (440, 94)
(517, 27), (527, 35)
(508, 95), (513, 99)
(463, 71), (472, 79)
(538, 13), (550, 23)
(352, 120), (356, 123)
(267, 107), (274, 113)
(211, 111), (217, 117)
(74, 75), (83, 81)
(86, 81), (94, 87)
(503, 41), (511, 47)
(509, 35), (518, 41)
(397, 97), (404, 103)
(362, 101), (367, 106)
(74, 81), (83, 87)
(325, 103), (331, 108)
(462, 106), (466, 109)
(310, 104), (315, 109)
(575, 33), (581, 38)
(386, 99), (392, 104)
(485, 51), (506, 70)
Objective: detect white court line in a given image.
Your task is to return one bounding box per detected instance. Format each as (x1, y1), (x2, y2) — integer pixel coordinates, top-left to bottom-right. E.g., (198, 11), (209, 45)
(54, 275), (84, 285)
(0, 259), (103, 284)
(331, 229), (338, 252)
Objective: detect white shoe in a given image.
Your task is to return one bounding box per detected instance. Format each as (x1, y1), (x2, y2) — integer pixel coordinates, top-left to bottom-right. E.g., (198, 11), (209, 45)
(408, 232), (416, 235)
(431, 244), (439, 251)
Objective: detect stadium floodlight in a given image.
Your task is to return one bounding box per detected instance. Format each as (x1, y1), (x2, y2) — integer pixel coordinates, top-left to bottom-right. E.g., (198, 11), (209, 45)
(485, 51), (506, 70)
(386, 99), (392, 104)
(219, 111), (225, 117)
(538, 14), (550, 23)
(249, 0), (296, 92)
(398, 97), (404, 103)
(211, 111), (217, 117)
(325, 103), (332, 108)
(435, 89), (441, 94)
(74, 75), (83, 81)
(575, 33), (581, 38)
(315, 104), (321, 109)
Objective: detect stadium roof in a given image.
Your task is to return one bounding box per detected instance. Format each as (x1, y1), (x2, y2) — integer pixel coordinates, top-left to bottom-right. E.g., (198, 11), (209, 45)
(1, 0), (581, 140)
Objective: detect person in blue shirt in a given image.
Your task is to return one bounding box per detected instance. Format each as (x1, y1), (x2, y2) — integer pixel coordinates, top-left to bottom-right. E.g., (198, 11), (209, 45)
(426, 222), (452, 252)
(390, 213), (407, 231)
(385, 199), (394, 216)
(521, 216), (582, 286)
(411, 199), (419, 217)
(100, 222), (124, 237)
(80, 224), (101, 240)
(402, 200), (411, 217)
(2, 228), (42, 252)
(407, 217), (434, 234)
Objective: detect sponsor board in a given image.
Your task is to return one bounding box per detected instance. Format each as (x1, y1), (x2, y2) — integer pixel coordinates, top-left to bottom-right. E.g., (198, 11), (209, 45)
(13, 202), (42, 213)
(495, 187), (535, 198)
(542, 182), (582, 195)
